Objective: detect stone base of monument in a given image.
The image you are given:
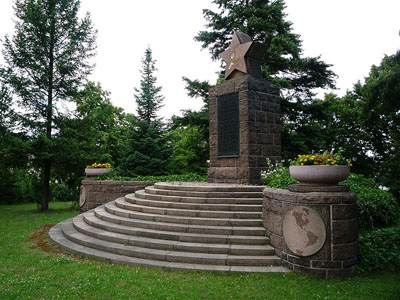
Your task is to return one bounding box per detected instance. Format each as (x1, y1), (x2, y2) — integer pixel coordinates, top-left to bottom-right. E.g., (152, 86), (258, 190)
(262, 185), (358, 279)
(207, 75), (281, 184)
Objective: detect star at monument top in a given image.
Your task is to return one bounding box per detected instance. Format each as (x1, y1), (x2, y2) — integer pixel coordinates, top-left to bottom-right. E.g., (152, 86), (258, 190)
(220, 31), (267, 80)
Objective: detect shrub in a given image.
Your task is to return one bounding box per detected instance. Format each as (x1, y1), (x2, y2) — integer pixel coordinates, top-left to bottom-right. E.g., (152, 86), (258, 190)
(358, 226), (400, 273)
(261, 159), (298, 188)
(51, 183), (79, 202)
(95, 171), (208, 183)
(342, 173), (400, 231)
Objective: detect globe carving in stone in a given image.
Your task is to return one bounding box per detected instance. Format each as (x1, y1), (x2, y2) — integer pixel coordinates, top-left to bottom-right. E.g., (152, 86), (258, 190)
(283, 206), (326, 257)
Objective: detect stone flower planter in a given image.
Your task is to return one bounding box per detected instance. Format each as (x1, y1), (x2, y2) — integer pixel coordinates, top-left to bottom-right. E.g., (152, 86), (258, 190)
(85, 168), (111, 177)
(289, 165), (350, 186)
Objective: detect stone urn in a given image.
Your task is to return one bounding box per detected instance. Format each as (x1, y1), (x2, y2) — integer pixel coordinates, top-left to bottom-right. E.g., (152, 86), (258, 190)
(85, 168), (111, 177)
(289, 165), (350, 186)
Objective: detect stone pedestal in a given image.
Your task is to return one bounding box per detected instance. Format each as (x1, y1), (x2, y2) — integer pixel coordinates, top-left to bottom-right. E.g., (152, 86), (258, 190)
(208, 75), (281, 184)
(262, 187), (358, 278)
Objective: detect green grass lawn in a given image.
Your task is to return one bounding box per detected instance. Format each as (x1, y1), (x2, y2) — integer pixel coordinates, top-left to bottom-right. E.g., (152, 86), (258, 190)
(0, 202), (399, 299)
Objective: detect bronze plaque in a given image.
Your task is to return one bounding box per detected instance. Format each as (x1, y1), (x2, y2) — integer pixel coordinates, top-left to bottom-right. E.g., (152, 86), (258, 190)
(217, 92), (239, 157)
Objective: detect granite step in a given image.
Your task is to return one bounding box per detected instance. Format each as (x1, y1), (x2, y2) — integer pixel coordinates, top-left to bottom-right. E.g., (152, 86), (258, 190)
(133, 190), (263, 205)
(122, 195), (262, 211)
(154, 182), (265, 193)
(72, 215), (274, 255)
(112, 199), (262, 227)
(50, 220), (289, 273)
(94, 205), (266, 236)
(83, 211), (269, 245)
(144, 186), (263, 199)
(63, 220), (279, 266)
(111, 199), (261, 219)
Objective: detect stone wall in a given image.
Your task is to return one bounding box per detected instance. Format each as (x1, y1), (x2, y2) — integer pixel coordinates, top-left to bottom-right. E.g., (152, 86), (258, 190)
(79, 179), (155, 212)
(263, 187), (358, 278)
(208, 75), (281, 184)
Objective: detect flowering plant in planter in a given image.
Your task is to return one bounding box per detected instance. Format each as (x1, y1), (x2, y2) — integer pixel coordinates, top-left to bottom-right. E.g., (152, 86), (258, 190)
(290, 151), (352, 167)
(289, 151), (352, 185)
(85, 163), (112, 177)
(86, 163), (112, 169)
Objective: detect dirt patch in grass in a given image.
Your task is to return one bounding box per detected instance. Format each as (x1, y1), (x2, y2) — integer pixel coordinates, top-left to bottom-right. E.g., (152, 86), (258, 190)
(29, 224), (73, 257)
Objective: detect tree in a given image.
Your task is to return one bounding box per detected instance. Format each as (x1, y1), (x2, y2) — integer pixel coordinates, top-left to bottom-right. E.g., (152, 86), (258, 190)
(53, 82), (130, 190)
(0, 0), (96, 209)
(354, 51), (400, 199)
(134, 47), (164, 125)
(120, 47), (170, 176)
(193, 0), (336, 160)
(167, 125), (209, 174)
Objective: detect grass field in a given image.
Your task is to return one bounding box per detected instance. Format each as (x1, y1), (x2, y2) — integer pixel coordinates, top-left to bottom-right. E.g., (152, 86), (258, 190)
(0, 202), (399, 299)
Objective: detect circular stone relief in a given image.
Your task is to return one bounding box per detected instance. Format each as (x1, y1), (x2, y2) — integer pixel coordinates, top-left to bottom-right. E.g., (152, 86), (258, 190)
(79, 186), (87, 208)
(283, 206), (326, 257)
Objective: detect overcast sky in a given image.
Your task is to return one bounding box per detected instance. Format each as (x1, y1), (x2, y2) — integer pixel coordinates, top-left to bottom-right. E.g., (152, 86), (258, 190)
(0, 0), (399, 118)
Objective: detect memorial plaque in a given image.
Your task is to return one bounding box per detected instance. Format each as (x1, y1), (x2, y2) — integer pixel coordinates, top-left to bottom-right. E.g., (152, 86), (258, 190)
(217, 92), (239, 157)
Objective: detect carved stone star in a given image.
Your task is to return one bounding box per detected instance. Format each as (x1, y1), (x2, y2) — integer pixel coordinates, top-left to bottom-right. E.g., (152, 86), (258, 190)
(220, 31), (267, 80)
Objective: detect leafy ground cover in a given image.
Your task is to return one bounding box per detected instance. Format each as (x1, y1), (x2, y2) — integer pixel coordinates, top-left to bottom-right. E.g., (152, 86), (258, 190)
(0, 202), (399, 299)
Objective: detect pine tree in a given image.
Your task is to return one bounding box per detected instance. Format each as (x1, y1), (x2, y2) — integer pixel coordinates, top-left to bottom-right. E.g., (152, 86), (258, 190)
(134, 47), (164, 125)
(120, 47), (170, 176)
(0, 0), (96, 210)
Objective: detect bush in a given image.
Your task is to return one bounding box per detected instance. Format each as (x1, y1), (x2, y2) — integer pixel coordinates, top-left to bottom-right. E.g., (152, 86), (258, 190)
(342, 173), (400, 231)
(358, 226), (400, 273)
(95, 170), (208, 183)
(261, 159), (298, 188)
(51, 183), (79, 202)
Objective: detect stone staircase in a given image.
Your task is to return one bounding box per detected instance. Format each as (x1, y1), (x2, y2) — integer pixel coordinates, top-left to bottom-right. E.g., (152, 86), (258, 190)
(50, 182), (289, 273)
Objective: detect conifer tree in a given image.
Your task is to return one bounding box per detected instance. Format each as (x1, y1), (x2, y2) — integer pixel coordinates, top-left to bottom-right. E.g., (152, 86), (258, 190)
(120, 47), (170, 176)
(134, 47), (164, 125)
(0, 0), (96, 209)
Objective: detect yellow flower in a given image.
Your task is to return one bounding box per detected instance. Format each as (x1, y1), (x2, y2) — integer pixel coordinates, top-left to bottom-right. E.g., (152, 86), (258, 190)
(301, 163), (304, 166)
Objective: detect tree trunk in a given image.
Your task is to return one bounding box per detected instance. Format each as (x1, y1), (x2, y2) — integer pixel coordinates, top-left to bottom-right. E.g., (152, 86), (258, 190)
(40, 0), (56, 210)
(41, 160), (51, 210)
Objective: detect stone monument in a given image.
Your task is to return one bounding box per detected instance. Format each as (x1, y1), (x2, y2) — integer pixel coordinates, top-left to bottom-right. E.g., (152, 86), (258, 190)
(208, 31), (281, 184)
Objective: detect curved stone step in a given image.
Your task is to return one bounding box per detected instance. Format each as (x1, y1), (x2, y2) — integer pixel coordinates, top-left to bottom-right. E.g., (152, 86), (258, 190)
(96, 204), (265, 236)
(111, 199), (261, 219)
(112, 199), (262, 227)
(63, 220), (279, 266)
(154, 182), (265, 193)
(132, 190), (263, 205)
(83, 211), (269, 245)
(73, 215), (274, 255)
(144, 186), (263, 199)
(50, 220), (290, 273)
(122, 195), (262, 212)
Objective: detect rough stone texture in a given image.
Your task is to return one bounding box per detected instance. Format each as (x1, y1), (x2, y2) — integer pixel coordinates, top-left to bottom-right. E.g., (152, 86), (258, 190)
(288, 184), (349, 193)
(208, 75), (281, 184)
(262, 187), (358, 279)
(80, 179), (155, 212)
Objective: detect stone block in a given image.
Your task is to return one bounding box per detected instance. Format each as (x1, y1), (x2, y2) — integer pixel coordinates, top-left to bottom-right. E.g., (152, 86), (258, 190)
(332, 204), (357, 220)
(217, 81), (235, 95)
(293, 265), (326, 277)
(221, 158), (237, 167)
(332, 219), (358, 244)
(311, 260), (342, 269)
(215, 167), (238, 179)
(327, 268), (354, 278)
(287, 255), (311, 267)
(332, 242), (358, 260)
(270, 233), (283, 251)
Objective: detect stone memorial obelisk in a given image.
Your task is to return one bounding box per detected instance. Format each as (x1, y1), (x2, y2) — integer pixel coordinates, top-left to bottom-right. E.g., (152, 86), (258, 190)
(208, 31), (281, 184)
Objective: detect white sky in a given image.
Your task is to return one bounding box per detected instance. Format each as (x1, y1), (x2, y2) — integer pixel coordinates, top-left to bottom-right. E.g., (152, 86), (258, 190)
(0, 0), (399, 118)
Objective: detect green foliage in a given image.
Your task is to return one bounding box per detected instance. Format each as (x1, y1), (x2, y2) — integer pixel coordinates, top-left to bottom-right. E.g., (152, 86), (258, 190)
(0, 0), (96, 209)
(119, 120), (170, 177)
(167, 125), (209, 175)
(261, 161), (298, 189)
(134, 47), (164, 125)
(358, 226), (400, 274)
(50, 182), (79, 202)
(342, 174), (400, 232)
(96, 171), (207, 183)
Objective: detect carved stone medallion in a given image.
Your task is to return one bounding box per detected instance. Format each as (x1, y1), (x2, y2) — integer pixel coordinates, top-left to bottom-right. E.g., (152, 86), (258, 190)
(283, 206), (326, 257)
